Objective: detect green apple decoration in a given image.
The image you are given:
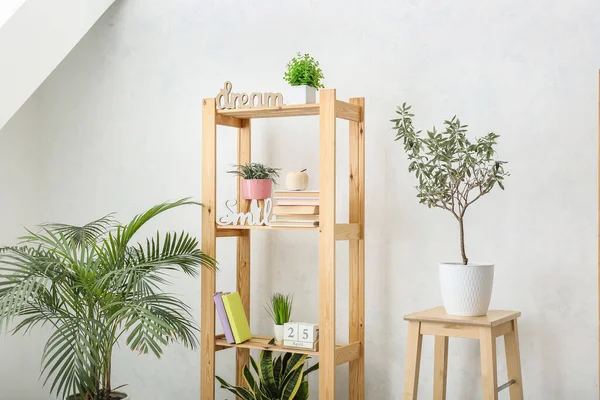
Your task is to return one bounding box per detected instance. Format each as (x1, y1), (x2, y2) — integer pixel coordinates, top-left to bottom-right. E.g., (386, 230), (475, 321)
(285, 169), (309, 191)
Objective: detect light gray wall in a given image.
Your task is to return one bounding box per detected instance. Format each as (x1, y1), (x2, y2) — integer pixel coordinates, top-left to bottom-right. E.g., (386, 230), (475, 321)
(0, 0), (599, 399)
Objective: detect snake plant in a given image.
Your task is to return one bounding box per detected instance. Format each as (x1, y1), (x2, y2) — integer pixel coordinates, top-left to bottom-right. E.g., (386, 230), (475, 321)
(216, 341), (318, 400)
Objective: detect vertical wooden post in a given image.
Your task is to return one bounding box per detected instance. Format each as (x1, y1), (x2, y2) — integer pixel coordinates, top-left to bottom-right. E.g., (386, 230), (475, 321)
(201, 98), (217, 400)
(319, 89), (337, 399)
(433, 336), (449, 400)
(479, 327), (498, 400)
(504, 320), (524, 400)
(597, 69), (600, 399)
(236, 119), (252, 387)
(349, 97), (365, 400)
(402, 321), (423, 400)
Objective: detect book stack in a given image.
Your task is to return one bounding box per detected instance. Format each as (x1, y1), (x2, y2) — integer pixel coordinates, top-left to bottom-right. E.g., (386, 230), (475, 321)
(213, 292), (251, 344)
(270, 190), (319, 228)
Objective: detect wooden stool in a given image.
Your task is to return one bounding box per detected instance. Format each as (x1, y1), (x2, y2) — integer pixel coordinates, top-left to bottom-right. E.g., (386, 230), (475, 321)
(402, 307), (523, 400)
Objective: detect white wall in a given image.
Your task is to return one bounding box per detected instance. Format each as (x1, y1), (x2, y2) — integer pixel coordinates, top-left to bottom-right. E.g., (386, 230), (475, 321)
(0, 0), (116, 131)
(0, 0), (26, 28)
(0, 0), (599, 399)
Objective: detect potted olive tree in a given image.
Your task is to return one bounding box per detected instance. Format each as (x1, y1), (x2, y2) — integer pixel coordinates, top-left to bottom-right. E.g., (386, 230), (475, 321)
(0, 199), (217, 399)
(392, 103), (509, 316)
(228, 163), (280, 200)
(283, 53), (325, 104)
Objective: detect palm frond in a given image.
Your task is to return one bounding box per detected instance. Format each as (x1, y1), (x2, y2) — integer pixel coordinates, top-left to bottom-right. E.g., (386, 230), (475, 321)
(40, 214), (118, 249)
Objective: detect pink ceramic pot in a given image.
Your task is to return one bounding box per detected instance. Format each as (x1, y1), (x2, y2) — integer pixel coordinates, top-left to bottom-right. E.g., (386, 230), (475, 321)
(241, 179), (272, 200)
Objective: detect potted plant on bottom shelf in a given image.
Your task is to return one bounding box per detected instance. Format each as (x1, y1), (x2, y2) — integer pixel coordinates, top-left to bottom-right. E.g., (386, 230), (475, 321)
(228, 163), (281, 200)
(0, 199), (217, 400)
(217, 341), (318, 400)
(283, 53), (325, 104)
(265, 293), (293, 345)
(392, 103), (509, 316)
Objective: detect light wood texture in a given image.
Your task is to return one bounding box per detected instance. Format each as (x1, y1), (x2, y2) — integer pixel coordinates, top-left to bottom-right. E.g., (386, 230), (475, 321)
(349, 96), (365, 400)
(479, 327), (499, 400)
(335, 341), (361, 366)
(336, 100), (362, 122)
(215, 81), (283, 110)
(236, 119), (251, 388)
(403, 308), (523, 400)
(216, 113), (243, 128)
(201, 89), (366, 398)
(201, 98), (217, 400)
(215, 222), (361, 241)
(434, 336), (449, 400)
(404, 307), (520, 327)
(219, 104), (320, 119)
(420, 321), (480, 339)
(492, 320), (513, 338)
(319, 89), (337, 400)
(504, 320), (524, 400)
(403, 321), (423, 400)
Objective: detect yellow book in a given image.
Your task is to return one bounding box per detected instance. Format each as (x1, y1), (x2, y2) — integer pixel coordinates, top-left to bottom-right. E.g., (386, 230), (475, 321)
(221, 292), (251, 344)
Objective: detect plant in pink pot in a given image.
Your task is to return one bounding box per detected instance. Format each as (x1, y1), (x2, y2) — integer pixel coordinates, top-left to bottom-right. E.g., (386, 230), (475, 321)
(228, 163), (281, 200)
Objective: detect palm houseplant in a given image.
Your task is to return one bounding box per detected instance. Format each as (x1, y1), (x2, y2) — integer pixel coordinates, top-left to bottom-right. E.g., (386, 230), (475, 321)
(0, 199), (217, 399)
(217, 340), (318, 400)
(264, 293), (293, 345)
(392, 103), (509, 316)
(283, 53), (325, 104)
(228, 163), (280, 200)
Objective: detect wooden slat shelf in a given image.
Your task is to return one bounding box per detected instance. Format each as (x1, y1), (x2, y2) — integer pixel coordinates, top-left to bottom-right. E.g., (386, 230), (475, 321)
(201, 89), (365, 399)
(215, 335), (361, 366)
(216, 100), (361, 122)
(216, 223), (361, 240)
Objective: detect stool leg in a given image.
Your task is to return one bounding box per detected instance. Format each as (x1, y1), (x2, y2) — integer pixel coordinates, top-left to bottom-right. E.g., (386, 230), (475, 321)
(403, 321), (423, 400)
(433, 336), (448, 400)
(504, 320), (524, 400)
(479, 327), (498, 400)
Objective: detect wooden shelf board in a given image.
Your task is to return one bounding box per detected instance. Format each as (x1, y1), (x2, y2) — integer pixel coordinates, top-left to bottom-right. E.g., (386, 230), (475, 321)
(218, 104), (319, 119)
(216, 223), (361, 240)
(215, 335), (360, 365)
(215, 100), (362, 122)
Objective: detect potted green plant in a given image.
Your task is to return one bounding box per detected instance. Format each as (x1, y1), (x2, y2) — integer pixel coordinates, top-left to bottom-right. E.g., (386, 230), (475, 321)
(228, 163), (280, 200)
(0, 199), (217, 400)
(264, 293), (293, 345)
(283, 52), (325, 104)
(392, 103), (509, 316)
(216, 341), (318, 400)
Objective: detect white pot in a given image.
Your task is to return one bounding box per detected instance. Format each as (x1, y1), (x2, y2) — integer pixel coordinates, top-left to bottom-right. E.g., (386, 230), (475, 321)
(286, 85), (317, 104)
(439, 262), (494, 316)
(274, 324), (284, 345)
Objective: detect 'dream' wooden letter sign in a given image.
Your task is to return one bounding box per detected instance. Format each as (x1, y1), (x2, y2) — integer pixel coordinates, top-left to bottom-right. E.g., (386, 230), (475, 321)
(216, 81), (284, 110)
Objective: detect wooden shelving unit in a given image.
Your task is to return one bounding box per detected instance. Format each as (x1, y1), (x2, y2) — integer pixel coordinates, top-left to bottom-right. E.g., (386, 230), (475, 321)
(201, 89), (365, 399)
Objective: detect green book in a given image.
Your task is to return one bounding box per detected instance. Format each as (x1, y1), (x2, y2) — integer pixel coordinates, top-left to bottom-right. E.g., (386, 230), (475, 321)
(221, 292), (251, 344)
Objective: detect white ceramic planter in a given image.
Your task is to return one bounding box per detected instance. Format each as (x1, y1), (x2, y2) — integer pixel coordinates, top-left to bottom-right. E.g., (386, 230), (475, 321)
(286, 85), (317, 104)
(439, 262), (494, 316)
(274, 324), (284, 345)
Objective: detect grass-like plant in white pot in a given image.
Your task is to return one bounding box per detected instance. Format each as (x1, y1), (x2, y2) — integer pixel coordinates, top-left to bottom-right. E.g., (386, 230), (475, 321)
(228, 163), (280, 200)
(392, 103), (509, 316)
(264, 293), (293, 345)
(283, 53), (325, 104)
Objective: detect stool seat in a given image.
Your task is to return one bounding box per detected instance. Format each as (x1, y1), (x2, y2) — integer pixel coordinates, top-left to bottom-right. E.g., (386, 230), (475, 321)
(402, 307), (524, 400)
(404, 307), (520, 327)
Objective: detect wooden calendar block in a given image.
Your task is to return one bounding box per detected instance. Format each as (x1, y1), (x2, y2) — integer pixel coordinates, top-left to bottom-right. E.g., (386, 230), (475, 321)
(284, 322), (299, 341)
(284, 339), (319, 351)
(297, 323), (319, 342)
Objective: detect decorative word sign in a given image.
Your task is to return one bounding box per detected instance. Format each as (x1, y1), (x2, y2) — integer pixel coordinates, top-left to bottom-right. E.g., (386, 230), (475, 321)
(216, 198), (273, 226)
(216, 81), (284, 110)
